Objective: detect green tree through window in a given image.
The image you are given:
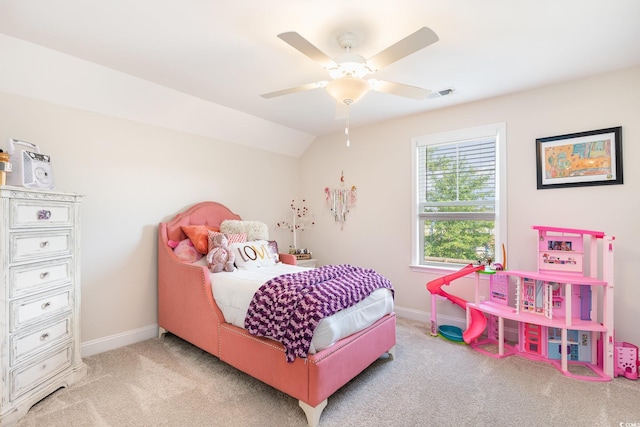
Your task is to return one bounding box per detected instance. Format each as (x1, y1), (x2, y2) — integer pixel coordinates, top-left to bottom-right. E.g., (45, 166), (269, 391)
(423, 142), (495, 263)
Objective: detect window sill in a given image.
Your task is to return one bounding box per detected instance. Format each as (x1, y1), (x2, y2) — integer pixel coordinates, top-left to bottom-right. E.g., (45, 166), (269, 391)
(409, 264), (491, 282)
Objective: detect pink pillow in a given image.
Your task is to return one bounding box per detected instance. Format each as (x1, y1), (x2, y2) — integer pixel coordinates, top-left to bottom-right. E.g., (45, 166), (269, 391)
(208, 230), (247, 253)
(168, 238), (202, 263)
(181, 225), (220, 254)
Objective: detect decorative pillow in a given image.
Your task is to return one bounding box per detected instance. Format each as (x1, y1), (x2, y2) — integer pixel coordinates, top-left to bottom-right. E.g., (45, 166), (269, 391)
(168, 238), (203, 263)
(208, 230), (247, 253)
(230, 240), (277, 270)
(181, 225), (220, 254)
(220, 220), (269, 241)
(267, 240), (280, 263)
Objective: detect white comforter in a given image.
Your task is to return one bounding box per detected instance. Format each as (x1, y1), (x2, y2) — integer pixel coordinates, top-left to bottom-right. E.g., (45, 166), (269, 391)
(200, 262), (394, 353)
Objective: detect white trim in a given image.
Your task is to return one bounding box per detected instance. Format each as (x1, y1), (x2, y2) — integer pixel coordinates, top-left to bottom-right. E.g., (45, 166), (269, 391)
(410, 122), (507, 267)
(80, 324), (158, 357)
(394, 306), (518, 342)
(394, 306), (430, 323)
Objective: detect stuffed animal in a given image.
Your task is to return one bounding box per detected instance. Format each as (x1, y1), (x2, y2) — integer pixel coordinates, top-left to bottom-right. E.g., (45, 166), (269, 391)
(168, 238), (201, 263)
(207, 233), (236, 273)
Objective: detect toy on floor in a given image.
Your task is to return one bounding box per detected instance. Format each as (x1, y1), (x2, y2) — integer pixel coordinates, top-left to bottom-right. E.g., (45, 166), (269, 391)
(464, 226), (616, 382)
(427, 226), (627, 382)
(615, 341), (639, 380)
(426, 263), (486, 344)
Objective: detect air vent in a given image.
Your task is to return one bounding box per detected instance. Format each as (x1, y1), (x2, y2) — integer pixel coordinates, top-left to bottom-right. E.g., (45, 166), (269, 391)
(428, 87), (455, 99)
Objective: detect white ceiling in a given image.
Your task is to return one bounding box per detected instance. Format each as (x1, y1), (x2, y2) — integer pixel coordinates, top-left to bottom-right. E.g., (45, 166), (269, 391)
(1, 0), (640, 139)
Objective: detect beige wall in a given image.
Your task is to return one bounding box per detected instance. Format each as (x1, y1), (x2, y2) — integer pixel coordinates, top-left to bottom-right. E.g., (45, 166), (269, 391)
(1, 62), (638, 355)
(0, 92), (300, 354)
(300, 66), (640, 346)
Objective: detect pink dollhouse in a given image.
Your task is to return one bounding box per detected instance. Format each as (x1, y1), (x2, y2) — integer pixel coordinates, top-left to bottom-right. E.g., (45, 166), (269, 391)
(467, 225), (616, 381)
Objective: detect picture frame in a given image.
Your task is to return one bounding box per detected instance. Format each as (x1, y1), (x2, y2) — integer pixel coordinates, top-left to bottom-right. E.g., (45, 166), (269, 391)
(536, 126), (623, 189)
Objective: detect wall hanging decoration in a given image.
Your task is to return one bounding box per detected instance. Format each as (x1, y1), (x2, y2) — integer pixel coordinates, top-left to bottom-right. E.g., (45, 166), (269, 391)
(276, 199), (314, 251)
(324, 171), (357, 229)
(536, 126), (623, 189)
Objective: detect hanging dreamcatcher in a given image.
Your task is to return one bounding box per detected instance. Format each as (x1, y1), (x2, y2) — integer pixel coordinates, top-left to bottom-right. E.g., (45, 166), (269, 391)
(324, 171), (357, 229)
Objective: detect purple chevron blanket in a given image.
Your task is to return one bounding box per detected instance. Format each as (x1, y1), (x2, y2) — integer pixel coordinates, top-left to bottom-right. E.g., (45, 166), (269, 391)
(244, 264), (394, 362)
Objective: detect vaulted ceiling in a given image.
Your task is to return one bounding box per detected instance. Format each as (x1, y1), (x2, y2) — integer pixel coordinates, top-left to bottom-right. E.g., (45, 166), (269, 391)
(1, 1), (640, 150)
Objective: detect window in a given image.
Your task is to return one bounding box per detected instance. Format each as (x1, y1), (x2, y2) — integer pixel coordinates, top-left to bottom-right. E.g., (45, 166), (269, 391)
(411, 123), (507, 269)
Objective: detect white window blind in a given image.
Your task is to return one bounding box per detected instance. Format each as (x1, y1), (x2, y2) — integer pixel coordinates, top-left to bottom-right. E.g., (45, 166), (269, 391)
(418, 137), (496, 221)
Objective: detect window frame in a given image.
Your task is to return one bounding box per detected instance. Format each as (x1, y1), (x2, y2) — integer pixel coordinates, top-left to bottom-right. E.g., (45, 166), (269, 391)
(410, 123), (507, 271)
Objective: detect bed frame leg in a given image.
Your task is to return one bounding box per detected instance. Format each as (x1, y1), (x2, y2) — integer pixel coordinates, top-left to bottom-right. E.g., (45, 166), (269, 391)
(299, 399), (327, 427)
(158, 327), (167, 338)
(387, 345), (396, 360)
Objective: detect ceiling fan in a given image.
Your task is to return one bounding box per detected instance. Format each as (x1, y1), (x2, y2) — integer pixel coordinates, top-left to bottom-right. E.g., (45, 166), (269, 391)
(260, 27), (440, 107)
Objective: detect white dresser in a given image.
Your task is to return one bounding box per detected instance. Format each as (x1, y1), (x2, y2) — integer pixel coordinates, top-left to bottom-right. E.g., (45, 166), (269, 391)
(0, 186), (86, 425)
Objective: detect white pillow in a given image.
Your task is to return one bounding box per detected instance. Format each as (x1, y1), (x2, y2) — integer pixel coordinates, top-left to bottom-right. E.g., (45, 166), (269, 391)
(230, 240), (277, 270)
(220, 220), (269, 241)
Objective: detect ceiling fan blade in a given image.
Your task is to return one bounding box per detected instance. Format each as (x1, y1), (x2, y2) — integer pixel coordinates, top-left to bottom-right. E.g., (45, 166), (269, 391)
(371, 80), (431, 100)
(367, 27), (439, 70)
(277, 32), (336, 67)
(260, 82), (325, 99)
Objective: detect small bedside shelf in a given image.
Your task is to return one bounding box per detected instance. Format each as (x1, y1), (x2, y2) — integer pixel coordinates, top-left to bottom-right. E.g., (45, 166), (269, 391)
(296, 258), (318, 268)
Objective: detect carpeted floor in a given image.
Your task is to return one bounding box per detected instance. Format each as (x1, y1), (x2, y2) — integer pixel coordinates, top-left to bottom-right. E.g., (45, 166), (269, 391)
(17, 318), (640, 426)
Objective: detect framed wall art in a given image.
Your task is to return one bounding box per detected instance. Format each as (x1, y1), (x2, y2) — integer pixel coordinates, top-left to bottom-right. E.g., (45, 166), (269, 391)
(536, 126), (622, 189)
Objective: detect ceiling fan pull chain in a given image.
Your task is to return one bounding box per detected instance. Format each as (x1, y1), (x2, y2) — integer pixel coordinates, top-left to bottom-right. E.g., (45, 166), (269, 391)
(345, 104), (351, 147)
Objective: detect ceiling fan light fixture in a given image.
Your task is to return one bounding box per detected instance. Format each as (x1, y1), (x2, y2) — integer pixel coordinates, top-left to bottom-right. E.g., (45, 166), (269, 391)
(326, 55), (375, 79)
(326, 76), (370, 105)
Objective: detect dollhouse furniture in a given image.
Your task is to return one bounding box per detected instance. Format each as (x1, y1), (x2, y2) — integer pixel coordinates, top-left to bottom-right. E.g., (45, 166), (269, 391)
(467, 225), (615, 381)
(615, 341), (638, 380)
(158, 201), (396, 426)
(0, 187), (86, 424)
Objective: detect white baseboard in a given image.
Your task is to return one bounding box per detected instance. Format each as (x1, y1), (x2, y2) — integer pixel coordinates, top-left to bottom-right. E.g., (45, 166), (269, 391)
(394, 305), (518, 343)
(81, 324), (158, 358)
(80, 307), (519, 358)
(394, 306), (467, 329)
(394, 306), (429, 323)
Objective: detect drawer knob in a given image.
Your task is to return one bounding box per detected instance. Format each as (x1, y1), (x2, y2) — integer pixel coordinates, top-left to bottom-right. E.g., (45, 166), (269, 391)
(38, 210), (52, 220)
(40, 333), (50, 341)
(40, 271), (50, 279)
(41, 301), (51, 310)
(40, 241), (50, 248)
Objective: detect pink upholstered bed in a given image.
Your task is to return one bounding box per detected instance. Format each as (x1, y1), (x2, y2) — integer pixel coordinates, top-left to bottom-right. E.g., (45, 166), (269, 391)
(157, 202), (396, 426)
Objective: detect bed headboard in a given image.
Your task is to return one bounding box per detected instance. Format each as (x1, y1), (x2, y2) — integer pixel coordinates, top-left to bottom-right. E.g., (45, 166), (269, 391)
(163, 201), (242, 242)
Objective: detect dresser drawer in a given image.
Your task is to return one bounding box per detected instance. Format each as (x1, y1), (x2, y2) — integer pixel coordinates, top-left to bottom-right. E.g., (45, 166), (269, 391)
(10, 259), (72, 297)
(11, 289), (72, 332)
(10, 344), (72, 401)
(10, 230), (72, 263)
(10, 199), (75, 229)
(11, 316), (72, 365)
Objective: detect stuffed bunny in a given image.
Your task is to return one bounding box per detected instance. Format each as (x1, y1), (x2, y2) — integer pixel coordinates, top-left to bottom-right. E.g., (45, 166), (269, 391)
(206, 233), (236, 273)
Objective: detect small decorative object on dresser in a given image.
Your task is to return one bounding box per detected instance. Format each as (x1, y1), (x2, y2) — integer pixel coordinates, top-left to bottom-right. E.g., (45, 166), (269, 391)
(0, 186), (86, 424)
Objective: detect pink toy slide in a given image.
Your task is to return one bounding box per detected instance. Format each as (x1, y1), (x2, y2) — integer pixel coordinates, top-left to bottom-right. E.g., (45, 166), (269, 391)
(427, 264), (487, 344)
